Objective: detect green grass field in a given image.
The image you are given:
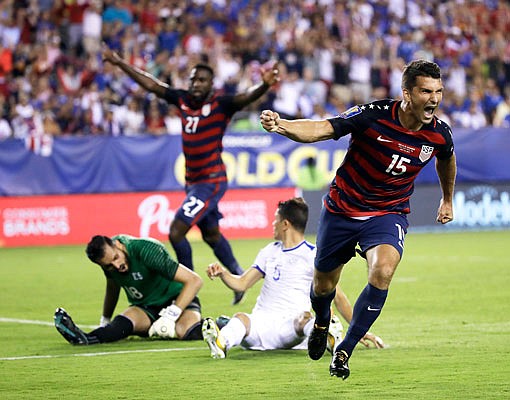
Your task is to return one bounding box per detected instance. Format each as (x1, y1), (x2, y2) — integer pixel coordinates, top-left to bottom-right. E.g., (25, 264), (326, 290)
(1, 230), (509, 399)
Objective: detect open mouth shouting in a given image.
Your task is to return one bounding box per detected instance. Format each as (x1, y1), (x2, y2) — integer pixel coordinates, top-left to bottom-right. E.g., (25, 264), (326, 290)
(423, 104), (437, 121)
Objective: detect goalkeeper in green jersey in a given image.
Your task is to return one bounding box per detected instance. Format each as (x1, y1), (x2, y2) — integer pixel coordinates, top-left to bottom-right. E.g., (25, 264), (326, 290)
(54, 234), (204, 345)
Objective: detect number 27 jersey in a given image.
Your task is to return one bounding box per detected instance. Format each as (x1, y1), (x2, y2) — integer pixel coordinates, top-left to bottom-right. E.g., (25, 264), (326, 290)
(163, 88), (242, 184)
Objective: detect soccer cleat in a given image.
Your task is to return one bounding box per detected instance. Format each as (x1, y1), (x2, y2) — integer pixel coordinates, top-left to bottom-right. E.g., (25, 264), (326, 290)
(307, 323), (329, 360)
(232, 291), (245, 305)
(54, 307), (90, 345)
(330, 349), (350, 380)
(215, 315), (231, 330)
(202, 317), (226, 359)
(326, 315), (344, 354)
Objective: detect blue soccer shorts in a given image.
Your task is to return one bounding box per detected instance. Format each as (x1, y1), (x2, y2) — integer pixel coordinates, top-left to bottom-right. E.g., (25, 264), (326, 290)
(315, 208), (409, 273)
(174, 181), (227, 228)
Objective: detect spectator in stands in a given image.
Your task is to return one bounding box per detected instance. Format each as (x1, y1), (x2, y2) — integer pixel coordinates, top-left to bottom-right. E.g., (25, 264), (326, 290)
(481, 78), (504, 125)
(452, 100), (487, 130)
(121, 97), (145, 136)
(102, 105), (124, 136)
(493, 88), (510, 128)
(0, 0), (508, 135)
(145, 101), (166, 136)
(102, 0), (133, 27)
(164, 104), (183, 135)
(82, 1), (102, 56)
(0, 113), (12, 140)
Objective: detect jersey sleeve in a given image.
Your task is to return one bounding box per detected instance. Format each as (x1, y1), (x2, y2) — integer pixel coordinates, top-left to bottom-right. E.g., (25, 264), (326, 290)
(162, 87), (183, 107)
(218, 95), (242, 118)
(327, 105), (366, 140)
(434, 120), (455, 160)
(251, 242), (279, 276)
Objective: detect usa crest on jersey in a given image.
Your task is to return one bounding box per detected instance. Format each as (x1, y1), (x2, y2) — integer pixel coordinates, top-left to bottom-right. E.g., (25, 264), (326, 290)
(419, 145), (434, 162)
(202, 104), (211, 116)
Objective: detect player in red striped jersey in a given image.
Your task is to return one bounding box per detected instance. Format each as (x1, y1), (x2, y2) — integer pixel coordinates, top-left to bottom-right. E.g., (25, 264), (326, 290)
(260, 60), (456, 379)
(103, 45), (280, 305)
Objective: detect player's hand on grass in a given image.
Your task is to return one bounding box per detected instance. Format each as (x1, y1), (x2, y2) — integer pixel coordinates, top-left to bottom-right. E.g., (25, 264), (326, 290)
(360, 332), (385, 349)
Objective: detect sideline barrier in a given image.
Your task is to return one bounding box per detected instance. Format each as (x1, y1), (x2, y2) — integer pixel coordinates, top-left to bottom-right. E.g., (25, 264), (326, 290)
(1, 128), (509, 196)
(301, 182), (510, 234)
(0, 187), (296, 247)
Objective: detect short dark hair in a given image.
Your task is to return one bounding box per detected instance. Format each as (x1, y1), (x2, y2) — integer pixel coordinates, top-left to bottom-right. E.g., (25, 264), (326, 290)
(402, 60), (441, 91)
(86, 235), (112, 263)
(192, 63), (214, 76)
(277, 197), (309, 233)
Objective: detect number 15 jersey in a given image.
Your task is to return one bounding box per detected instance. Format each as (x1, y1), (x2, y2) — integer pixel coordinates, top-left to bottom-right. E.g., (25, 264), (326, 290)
(326, 99), (454, 217)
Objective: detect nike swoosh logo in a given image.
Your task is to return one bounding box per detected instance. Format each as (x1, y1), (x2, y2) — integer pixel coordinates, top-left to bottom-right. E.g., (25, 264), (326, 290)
(367, 306), (381, 311)
(377, 135), (392, 143)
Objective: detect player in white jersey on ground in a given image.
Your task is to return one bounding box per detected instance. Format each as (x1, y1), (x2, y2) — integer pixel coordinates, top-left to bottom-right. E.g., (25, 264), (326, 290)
(202, 197), (383, 358)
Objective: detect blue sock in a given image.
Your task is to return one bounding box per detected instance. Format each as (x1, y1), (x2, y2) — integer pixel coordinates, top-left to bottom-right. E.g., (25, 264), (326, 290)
(338, 283), (387, 355)
(172, 238), (194, 270)
(212, 235), (244, 275)
(310, 285), (336, 327)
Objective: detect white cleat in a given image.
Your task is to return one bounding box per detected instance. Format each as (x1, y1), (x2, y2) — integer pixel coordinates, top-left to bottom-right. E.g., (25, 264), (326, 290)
(327, 314), (344, 354)
(202, 317), (226, 359)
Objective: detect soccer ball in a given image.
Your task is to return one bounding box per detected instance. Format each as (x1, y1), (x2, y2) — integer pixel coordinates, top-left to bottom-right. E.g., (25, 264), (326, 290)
(148, 316), (176, 339)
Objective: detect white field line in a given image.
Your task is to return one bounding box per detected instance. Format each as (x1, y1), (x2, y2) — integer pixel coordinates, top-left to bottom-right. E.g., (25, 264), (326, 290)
(0, 317), (97, 329)
(0, 316), (203, 361)
(1, 347), (204, 361)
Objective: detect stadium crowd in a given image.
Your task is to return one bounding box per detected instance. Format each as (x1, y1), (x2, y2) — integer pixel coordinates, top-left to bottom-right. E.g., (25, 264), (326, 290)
(0, 0), (508, 143)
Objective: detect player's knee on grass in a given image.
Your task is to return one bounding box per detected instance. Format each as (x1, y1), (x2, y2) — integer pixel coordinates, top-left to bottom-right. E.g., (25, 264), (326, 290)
(294, 311), (313, 335)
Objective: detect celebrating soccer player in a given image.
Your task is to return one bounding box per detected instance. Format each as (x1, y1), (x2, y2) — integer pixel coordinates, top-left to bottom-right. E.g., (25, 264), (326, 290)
(102, 44), (280, 305)
(260, 60), (456, 379)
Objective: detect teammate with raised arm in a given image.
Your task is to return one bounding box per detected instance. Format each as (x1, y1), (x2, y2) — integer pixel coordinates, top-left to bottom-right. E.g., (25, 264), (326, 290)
(260, 60), (456, 379)
(102, 44), (280, 305)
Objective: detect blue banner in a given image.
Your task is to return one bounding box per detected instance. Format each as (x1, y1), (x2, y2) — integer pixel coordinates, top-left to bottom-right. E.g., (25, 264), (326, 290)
(0, 128), (508, 196)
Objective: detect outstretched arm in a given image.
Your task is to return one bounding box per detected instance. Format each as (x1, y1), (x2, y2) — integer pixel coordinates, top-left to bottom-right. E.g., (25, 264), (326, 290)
(260, 110), (335, 143)
(206, 262), (262, 292)
(435, 153), (457, 224)
(232, 61), (280, 109)
(101, 278), (121, 324)
(102, 43), (169, 98)
(334, 286), (385, 349)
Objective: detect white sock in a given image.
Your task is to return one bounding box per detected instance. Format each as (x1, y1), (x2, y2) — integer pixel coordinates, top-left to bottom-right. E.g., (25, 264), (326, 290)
(303, 318), (315, 337)
(221, 316), (247, 350)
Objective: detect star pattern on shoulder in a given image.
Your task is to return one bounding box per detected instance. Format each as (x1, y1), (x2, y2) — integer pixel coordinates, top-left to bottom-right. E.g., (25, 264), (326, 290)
(361, 105), (366, 110)
(384, 105), (389, 110)
(369, 104), (375, 109)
